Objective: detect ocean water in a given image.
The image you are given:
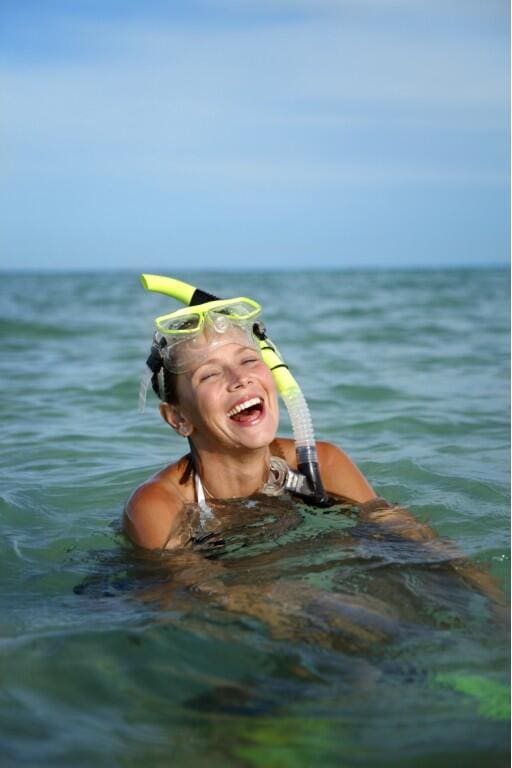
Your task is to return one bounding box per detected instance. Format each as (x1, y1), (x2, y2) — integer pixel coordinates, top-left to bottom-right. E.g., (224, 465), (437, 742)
(0, 267), (509, 767)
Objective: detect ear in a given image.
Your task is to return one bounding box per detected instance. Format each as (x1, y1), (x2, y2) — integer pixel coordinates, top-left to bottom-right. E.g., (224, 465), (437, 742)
(159, 403), (194, 437)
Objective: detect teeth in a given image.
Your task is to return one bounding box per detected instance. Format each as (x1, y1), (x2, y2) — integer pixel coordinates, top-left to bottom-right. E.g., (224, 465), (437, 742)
(227, 397), (262, 418)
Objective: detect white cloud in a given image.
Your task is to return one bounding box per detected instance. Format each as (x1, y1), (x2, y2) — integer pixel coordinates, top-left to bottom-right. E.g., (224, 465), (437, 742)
(1, 11), (506, 153)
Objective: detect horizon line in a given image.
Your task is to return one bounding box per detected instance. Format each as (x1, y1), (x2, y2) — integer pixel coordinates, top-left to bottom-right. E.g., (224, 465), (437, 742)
(0, 262), (509, 276)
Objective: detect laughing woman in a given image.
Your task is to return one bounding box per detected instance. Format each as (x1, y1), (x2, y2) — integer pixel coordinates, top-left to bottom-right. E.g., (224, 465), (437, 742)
(125, 275), (376, 551)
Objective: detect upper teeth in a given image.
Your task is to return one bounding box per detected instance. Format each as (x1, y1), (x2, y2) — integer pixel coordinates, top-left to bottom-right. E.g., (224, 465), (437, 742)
(227, 397), (262, 418)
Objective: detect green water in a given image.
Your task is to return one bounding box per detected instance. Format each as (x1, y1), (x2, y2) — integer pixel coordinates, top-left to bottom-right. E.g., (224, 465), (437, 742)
(0, 268), (509, 766)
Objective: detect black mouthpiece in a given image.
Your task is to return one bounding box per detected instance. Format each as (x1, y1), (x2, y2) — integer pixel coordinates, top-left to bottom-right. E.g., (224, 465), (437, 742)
(297, 461), (336, 508)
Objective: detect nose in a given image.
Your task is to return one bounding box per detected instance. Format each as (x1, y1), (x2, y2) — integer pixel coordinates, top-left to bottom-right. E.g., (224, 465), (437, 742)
(226, 363), (251, 390)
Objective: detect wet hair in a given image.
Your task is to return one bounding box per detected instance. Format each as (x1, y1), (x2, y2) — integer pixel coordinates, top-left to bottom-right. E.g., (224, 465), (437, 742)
(145, 334), (180, 405)
(150, 365), (196, 485)
(151, 368), (179, 405)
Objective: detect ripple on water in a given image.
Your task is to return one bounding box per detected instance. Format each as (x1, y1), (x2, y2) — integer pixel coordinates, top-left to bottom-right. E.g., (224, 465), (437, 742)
(0, 269), (509, 766)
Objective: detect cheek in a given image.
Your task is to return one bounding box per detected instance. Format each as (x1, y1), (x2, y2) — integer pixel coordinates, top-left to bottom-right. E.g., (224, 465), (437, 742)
(260, 366), (278, 397)
(189, 385), (225, 425)
(195, 391), (217, 421)
(174, 379), (204, 424)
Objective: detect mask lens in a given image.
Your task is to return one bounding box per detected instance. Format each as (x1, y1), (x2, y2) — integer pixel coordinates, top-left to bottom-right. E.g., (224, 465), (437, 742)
(157, 312), (202, 334)
(155, 299), (260, 337)
(220, 300), (260, 320)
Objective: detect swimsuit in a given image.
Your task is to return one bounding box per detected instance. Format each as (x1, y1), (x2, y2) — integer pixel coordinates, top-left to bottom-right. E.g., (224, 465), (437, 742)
(194, 471), (215, 524)
(193, 456), (293, 526)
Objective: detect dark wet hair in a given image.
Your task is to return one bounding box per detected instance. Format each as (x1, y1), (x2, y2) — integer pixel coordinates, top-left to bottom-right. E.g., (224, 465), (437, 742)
(145, 335), (180, 405)
(151, 367), (196, 479)
(151, 368), (179, 405)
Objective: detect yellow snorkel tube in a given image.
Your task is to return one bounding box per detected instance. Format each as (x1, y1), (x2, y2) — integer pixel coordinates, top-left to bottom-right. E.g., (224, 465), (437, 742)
(140, 273), (332, 507)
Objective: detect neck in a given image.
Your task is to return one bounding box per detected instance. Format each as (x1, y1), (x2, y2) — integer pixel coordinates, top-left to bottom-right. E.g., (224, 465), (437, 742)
(191, 446), (272, 499)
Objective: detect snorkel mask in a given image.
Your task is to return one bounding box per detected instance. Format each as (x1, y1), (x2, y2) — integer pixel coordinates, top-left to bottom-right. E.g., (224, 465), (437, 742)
(140, 273), (333, 508)
(154, 296), (262, 373)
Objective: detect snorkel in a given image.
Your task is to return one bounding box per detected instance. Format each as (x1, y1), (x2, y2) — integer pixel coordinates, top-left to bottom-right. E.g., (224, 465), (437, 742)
(140, 273), (333, 508)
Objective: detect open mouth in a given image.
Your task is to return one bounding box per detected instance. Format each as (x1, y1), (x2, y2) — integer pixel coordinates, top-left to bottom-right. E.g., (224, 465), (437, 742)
(227, 397), (264, 423)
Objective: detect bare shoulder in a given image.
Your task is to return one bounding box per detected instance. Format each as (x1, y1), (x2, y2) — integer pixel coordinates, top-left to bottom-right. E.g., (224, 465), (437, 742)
(315, 440), (376, 503)
(123, 456), (193, 550)
(273, 436), (376, 504)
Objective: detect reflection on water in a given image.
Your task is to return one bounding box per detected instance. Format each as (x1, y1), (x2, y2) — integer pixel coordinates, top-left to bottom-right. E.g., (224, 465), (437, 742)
(76, 494), (508, 646)
(71, 495), (509, 767)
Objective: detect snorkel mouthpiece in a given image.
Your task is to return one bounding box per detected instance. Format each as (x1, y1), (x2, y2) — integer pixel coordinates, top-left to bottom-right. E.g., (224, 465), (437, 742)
(140, 273), (333, 508)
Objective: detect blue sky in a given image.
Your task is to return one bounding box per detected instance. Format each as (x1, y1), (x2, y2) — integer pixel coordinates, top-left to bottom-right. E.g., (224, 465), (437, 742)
(0, 0), (509, 271)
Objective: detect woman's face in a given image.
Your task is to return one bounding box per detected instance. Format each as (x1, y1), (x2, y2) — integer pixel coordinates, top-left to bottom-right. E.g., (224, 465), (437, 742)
(171, 330), (279, 453)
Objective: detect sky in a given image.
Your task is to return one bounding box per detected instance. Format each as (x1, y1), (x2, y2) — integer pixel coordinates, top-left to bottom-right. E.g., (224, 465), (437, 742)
(0, 0), (509, 271)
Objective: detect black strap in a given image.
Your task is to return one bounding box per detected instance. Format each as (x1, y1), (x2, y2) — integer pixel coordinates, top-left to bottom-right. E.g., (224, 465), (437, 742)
(190, 288), (219, 305)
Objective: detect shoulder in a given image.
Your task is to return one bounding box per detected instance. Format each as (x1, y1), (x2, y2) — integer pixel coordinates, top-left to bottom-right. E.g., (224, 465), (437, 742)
(123, 456), (193, 550)
(273, 436), (376, 504)
(315, 440), (376, 503)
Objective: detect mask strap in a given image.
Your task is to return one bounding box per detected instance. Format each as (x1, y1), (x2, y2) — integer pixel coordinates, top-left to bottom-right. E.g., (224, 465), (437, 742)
(138, 367), (152, 413)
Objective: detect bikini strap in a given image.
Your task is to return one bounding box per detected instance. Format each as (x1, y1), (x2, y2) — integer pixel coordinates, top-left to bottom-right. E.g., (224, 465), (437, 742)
(194, 470), (215, 522)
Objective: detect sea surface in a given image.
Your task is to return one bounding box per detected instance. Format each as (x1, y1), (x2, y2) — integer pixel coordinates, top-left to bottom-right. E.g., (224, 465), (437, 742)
(0, 268), (509, 767)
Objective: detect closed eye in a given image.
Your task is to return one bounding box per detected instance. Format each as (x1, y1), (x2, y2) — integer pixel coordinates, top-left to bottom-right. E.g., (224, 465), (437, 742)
(199, 369), (220, 382)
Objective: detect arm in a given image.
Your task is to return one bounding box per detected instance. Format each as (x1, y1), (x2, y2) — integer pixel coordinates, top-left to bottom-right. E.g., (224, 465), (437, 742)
(356, 498), (506, 614)
(317, 441), (505, 612)
(135, 549), (398, 650)
(316, 441), (439, 542)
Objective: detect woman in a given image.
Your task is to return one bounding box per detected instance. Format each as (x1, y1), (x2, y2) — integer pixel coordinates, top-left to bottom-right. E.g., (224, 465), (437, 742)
(124, 293), (376, 551)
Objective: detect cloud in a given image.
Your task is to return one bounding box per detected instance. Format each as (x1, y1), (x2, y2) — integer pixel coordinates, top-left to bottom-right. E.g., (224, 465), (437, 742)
(2, 12), (506, 142)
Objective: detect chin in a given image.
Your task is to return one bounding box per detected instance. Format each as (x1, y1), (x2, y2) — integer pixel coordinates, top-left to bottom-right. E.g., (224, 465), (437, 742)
(238, 426), (277, 451)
